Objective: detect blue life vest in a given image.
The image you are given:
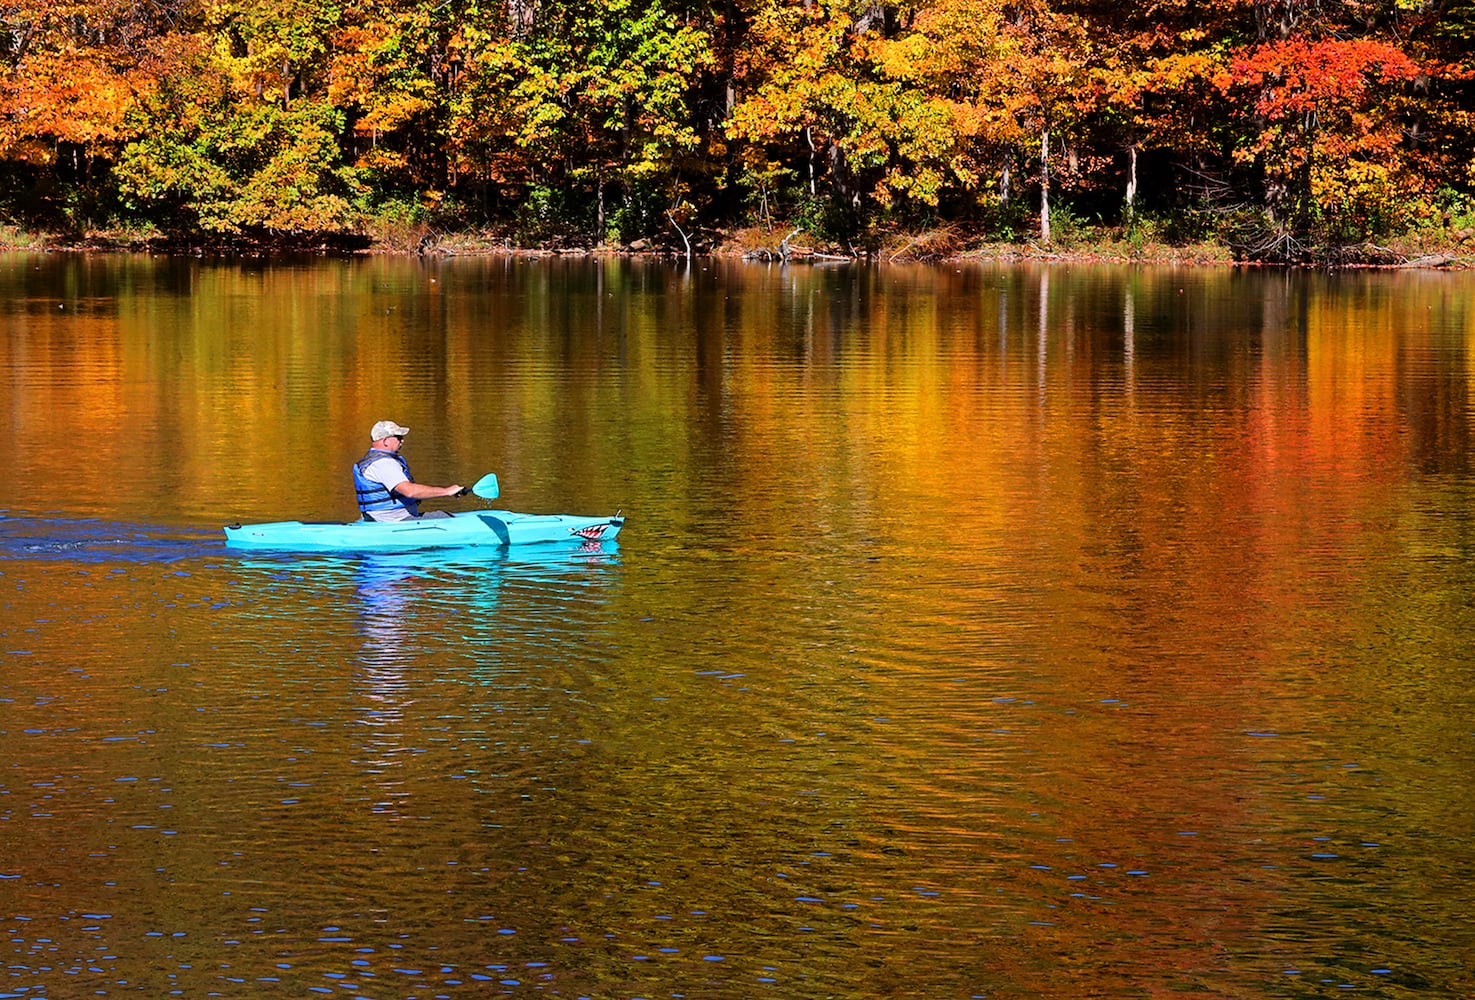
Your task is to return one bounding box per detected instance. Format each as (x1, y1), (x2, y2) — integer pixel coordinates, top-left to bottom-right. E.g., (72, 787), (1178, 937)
(353, 449), (420, 519)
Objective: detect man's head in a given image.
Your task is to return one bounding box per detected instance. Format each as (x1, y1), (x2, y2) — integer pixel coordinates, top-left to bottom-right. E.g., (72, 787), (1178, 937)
(370, 420), (410, 449)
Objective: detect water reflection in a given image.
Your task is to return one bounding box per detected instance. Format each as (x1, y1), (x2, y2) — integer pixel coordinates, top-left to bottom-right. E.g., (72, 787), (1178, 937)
(3, 255), (1475, 999)
(341, 543), (623, 816)
(351, 553), (423, 810)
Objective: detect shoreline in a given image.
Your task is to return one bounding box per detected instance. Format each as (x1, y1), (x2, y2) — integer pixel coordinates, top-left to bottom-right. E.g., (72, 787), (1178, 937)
(2, 226), (1471, 270)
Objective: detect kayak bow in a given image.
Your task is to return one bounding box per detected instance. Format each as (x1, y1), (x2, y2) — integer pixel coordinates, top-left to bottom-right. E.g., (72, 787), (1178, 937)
(224, 509), (624, 551)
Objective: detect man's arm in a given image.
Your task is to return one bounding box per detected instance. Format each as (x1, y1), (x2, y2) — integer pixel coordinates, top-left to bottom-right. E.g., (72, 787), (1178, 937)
(391, 479), (465, 500)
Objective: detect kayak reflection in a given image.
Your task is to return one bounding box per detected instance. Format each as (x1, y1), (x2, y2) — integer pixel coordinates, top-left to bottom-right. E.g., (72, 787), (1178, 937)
(345, 540), (624, 814)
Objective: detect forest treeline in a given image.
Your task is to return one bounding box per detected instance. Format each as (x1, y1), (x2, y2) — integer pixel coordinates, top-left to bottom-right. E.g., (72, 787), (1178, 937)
(1, 0), (1472, 261)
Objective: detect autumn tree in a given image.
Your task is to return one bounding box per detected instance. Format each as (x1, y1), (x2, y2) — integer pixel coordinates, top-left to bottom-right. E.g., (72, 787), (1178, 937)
(114, 4), (362, 237)
(1077, 6), (1235, 228)
(728, 0), (997, 239)
(328, 0), (463, 212)
(859, 0), (1025, 222)
(1220, 35), (1422, 257)
(1395, 0), (1475, 226)
(451, 0), (715, 244)
(728, 0), (1094, 243)
(988, 0), (1089, 242)
(0, 0), (183, 227)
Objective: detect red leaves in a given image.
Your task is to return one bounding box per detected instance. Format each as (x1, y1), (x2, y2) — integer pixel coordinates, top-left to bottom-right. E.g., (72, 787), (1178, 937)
(1226, 38), (1421, 120)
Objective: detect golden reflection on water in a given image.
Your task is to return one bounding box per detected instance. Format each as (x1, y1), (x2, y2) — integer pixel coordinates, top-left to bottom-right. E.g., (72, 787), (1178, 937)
(3, 254), (1475, 998)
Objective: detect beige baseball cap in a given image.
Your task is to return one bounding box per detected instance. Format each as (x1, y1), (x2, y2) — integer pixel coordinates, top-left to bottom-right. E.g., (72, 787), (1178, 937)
(370, 420), (410, 440)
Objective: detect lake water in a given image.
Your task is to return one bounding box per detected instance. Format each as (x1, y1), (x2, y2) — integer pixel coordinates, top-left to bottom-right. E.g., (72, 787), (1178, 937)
(2, 252), (1473, 999)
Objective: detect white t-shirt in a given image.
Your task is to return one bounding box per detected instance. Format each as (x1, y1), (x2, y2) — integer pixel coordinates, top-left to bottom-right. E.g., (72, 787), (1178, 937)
(361, 456), (414, 522)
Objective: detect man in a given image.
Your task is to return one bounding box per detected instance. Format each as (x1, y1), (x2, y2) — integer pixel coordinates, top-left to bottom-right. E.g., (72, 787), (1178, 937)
(353, 420), (465, 521)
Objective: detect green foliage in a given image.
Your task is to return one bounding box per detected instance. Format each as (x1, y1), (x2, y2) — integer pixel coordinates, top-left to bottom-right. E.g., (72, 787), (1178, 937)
(1046, 203), (1092, 247)
(357, 194), (433, 227)
(736, 157), (797, 228)
(450, 0), (713, 241)
(115, 45), (361, 235)
(792, 192), (863, 245)
(1434, 188), (1475, 231)
(513, 184), (581, 245)
(1152, 203), (1223, 246)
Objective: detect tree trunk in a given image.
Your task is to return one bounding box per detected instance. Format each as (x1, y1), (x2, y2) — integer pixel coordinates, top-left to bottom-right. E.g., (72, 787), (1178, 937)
(509, 0), (539, 37)
(597, 175), (606, 246)
(1040, 128), (1051, 244)
(806, 127), (817, 196)
(1125, 143), (1138, 224)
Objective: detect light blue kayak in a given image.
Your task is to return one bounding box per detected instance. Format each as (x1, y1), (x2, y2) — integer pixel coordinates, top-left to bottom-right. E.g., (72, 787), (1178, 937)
(224, 509), (624, 551)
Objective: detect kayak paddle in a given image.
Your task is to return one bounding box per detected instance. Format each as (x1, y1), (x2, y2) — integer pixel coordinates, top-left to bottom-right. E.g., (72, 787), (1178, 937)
(469, 472), (500, 499)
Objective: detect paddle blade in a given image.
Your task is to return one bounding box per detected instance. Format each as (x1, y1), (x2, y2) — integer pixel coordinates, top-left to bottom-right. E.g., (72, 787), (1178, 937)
(471, 473), (500, 499)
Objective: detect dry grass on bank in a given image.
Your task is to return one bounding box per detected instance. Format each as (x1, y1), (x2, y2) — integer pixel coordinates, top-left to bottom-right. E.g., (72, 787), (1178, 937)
(2, 218), (1470, 269)
(713, 223), (1241, 266)
(718, 221), (1475, 268)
